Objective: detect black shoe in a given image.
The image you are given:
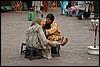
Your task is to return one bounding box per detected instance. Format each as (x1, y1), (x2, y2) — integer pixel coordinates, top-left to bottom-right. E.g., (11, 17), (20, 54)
(61, 14), (64, 15)
(70, 15), (72, 17)
(77, 16), (82, 20)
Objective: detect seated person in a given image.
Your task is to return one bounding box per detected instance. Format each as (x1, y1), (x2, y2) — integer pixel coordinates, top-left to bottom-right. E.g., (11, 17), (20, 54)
(38, 14), (68, 54)
(70, 2), (79, 16)
(26, 17), (68, 59)
(40, 13), (63, 41)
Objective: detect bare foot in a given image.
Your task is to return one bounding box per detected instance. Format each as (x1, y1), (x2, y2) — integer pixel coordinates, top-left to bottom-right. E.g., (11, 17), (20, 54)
(59, 36), (64, 42)
(61, 38), (68, 46)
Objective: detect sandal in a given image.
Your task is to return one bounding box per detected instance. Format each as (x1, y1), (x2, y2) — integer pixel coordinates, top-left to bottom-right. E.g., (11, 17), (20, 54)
(61, 38), (68, 46)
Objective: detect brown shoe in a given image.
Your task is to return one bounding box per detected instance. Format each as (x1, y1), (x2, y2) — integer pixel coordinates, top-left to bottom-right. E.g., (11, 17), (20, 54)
(61, 38), (68, 46)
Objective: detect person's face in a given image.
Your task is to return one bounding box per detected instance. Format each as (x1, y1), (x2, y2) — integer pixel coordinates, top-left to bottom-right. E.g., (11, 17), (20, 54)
(46, 18), (51, 24)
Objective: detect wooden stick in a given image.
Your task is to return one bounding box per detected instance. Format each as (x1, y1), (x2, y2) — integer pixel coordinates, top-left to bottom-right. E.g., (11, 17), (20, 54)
(94, 24), (98, 48)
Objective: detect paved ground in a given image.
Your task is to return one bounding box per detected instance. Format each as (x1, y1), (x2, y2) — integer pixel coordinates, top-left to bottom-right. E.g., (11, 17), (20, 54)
(1, 7), (99, 66)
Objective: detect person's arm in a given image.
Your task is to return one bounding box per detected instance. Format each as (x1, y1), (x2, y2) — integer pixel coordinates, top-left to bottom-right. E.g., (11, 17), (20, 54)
(45, 21), (58, 36)
(37, 25), (48, 46)
(37, 25), (60, 46)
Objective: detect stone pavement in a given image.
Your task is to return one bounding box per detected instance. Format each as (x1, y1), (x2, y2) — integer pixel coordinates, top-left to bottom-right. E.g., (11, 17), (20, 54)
(1, 7), (99, 66)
